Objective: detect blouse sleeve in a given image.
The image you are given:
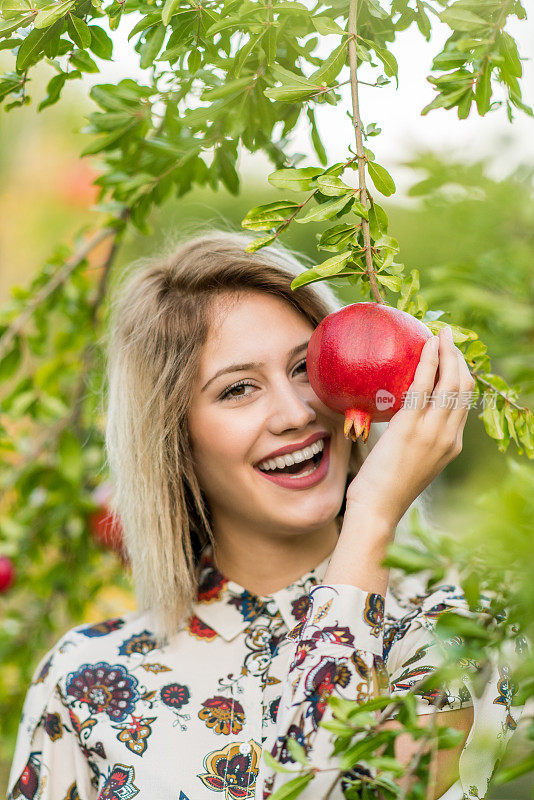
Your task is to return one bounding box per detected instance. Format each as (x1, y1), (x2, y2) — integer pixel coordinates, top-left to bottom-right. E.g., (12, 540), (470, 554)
(260, 582), (387, 800)
(7, 640), (97, 800)
(385, 584), (527, 800)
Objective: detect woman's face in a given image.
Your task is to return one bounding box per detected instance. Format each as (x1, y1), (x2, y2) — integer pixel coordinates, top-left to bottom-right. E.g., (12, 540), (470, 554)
(188, 290), (352, 537)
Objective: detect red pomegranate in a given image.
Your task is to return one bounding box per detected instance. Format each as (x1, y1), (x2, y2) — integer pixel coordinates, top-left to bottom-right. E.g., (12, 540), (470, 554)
(306, 302), (434, 442)
(0, 555), (15, 593)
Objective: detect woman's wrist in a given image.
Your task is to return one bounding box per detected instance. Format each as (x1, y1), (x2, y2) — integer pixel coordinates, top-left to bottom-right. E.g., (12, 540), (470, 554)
(323, 503), (396, 596)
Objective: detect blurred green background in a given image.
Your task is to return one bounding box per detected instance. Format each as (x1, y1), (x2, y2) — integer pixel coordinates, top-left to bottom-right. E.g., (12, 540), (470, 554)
(0, 58), (533, 798)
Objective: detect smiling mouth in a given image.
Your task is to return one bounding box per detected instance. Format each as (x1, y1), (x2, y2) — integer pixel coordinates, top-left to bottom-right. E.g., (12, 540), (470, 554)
(256, 438), (325, 478)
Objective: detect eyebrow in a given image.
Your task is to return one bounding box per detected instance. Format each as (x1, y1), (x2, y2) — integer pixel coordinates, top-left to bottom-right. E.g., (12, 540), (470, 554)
(201, 341), (309, 393)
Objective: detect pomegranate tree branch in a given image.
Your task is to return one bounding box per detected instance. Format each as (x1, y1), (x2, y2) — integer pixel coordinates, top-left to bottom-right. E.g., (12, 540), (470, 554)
(348, 0), (385, 305)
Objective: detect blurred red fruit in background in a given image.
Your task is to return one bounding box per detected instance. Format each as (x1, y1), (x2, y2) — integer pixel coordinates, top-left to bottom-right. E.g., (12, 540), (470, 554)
(0, 555), (15, 593)
(88, 483), (128, 566)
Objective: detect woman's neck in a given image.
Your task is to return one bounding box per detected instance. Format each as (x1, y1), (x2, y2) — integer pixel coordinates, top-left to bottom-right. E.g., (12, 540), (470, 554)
(210, 518), (340, 597)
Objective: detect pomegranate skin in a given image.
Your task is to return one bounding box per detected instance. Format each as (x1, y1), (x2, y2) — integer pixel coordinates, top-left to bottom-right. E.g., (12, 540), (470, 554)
(306, 302), (433, 442)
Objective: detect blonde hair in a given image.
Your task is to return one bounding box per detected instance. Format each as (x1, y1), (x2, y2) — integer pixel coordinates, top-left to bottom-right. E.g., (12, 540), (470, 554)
(104, 225), (433, 645)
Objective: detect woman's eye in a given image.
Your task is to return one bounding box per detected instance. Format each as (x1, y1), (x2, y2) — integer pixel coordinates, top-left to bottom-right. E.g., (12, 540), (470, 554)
(220, 381), (255, 400)
(293, 358), (308, 377)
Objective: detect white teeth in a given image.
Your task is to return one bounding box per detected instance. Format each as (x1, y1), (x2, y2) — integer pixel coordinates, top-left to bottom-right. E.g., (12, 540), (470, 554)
(257, 438), (325, 471)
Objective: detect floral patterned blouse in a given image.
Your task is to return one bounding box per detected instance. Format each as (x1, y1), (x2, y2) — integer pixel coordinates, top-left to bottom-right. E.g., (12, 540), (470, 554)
(8, 544), (523, 800)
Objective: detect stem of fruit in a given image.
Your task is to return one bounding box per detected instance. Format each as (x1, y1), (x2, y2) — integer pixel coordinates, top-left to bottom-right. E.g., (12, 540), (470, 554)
(348, 0), (386, 306)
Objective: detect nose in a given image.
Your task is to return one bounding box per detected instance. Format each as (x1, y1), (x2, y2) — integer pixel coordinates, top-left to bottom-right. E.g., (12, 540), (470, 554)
(266, 376), (317, 435)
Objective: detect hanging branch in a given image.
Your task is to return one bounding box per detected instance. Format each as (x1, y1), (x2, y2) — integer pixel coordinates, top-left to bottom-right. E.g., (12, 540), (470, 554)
(348, 0), (386, 305)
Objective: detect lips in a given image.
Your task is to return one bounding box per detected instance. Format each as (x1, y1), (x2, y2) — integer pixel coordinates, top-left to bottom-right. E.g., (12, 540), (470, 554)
(253, 437), (331, 491)
(254, 431), (328, 466)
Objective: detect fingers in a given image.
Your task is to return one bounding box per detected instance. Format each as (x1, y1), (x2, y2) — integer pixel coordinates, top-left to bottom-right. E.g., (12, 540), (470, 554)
(432, 326), (460, 403)
(404, 334), (439, 411)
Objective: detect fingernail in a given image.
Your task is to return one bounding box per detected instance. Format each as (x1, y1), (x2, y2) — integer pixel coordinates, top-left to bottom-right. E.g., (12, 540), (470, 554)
(444, 326), (453, 340)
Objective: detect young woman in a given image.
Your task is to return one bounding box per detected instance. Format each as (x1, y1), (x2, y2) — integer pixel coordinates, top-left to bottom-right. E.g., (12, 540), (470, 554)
(8, 229), (521, 800)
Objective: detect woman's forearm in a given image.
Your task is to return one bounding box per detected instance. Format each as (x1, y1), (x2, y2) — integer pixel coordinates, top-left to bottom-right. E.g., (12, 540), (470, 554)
(323, 501), (396, 596)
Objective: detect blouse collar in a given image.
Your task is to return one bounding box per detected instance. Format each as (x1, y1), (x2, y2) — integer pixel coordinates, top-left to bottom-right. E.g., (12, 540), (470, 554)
(191, 544), (334, 642)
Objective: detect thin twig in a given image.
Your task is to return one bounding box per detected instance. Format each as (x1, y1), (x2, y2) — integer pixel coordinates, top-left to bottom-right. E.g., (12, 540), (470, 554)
(347, 0), (385, 305)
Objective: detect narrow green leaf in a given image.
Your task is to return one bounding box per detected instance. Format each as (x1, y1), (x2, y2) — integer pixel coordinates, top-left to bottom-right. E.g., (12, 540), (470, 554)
(34, 0), (74, 29)
(67, 14), (91, 48)
(493, 752), (534, 785)
(1, 0), (32, 21)
(58, 428), (83, 483)
(374, 46), (398, 86)
(440, 5), (487, 31)
(268, 167), (323, 191)
(268, 772), (314, 800)
(262, 750), (294, 774)
(498, 31), (522, 77)
(286, 738), (309, 766)
(376, 273), (402, 291)
(140, 23), (165, 69)
(475, 61), (491, 115)
(295, 194), (352, 223)
(307, 107), (327, 166)
(244, 234), (277, 253)
(351, 201), (368, 220)
(480, 400), (505, 440)
(264, 85), (319, 102)
(0, 337), (21, 381)
(311, 16), (346, 36)
(241, 200), (300, 231)
(314, 250), (353, 277)
(15, 26), (51, 70)
(201, 76), (251, 101)
(367, 160), (396, 196)
(309, 41), (348, 86)
(161, 0), (179, 26)
(88, 25), (113, 59)
(316, 174), (353, 196)
(70, 48), (99, 72)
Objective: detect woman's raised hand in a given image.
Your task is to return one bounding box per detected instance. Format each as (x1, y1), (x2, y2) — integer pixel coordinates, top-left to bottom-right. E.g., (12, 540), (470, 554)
(344, 325), (476, 529)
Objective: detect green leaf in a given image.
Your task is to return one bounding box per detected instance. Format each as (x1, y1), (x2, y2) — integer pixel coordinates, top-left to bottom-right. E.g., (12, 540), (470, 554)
(368, 200), (388, 238)
(161, 0), (179, 25)
(314, 250), (353, 277)
(493, 752), (534, 784)
(382, 543), (438, 573)
(316, 174), (353, 197)
(0, 0), (33, 21)
(437, 726), (466, 749)
(475, 61), (492, 115)
(311, 16), (346, 36)
(80, 121), (136, 156)
(70, 48), (99, 72)
(376, 273), (402, 291)
(201, 76), (251, 101)
(58, 428), (83, 483)
(140, 23), (165, 69)
(67, 13), (91, 47)
(268, 772), (314, 800)
(367, 160), (396, 196)
(286, 737), (309, 766)
(440, 4), (487, 31)
(34, 0), (74, 29)
(435, 612), (493, 642)
(374, 46), (398, 86)
(241, 200), (300, 231)
(262, 750), (294, 774)
(295, 194), (353, 224)
(268, 167), (323, 191)
(309, 41), (348, 86)
(15, 26), (52, 69)
(0, 337), (22, 381)
(88, 25), (113, 59)
(480, 400), (505, 440)
(351, 201), (368, 220)
(244, 234), (277, 253)
(498, 31), (522, 77)
(397, 268), (419, 312)
(307, 107), (327, 166)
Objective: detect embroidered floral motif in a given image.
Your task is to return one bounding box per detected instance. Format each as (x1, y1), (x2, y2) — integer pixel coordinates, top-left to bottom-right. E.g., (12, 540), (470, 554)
(97, 763), (139, 800)
(118, 630), (157, 657)
(79, 618), (126, 638)
(363, 592), (384, 637)
(44, 712), (62, 741)
(188, 615), (217, 641)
